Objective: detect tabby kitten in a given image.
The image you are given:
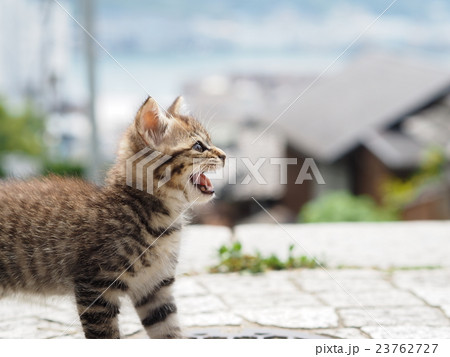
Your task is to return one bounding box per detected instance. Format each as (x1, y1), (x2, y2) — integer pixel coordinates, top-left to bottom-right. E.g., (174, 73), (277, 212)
(0, 96), (226, 338)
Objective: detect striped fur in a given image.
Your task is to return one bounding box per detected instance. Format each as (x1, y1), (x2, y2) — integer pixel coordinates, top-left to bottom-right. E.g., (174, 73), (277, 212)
(0, 96), (226, 338)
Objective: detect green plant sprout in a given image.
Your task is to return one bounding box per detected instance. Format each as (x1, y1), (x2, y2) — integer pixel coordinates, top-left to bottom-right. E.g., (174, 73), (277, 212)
(209, 242), (322, 274)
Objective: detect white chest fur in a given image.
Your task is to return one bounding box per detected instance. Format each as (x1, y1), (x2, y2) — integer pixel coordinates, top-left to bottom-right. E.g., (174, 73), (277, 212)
(127, 233), (181, 301)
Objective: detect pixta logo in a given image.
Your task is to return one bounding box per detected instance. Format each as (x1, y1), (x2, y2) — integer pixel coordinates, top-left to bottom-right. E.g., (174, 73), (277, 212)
(125, 148), (172, 194)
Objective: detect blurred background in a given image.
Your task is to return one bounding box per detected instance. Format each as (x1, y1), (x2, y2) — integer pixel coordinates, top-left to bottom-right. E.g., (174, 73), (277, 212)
(1, 0), (450, 226)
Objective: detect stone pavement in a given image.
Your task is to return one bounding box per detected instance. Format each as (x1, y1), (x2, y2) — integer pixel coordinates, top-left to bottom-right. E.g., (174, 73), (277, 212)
(0, 268), (449, 338)
(0, 222), (449, 339)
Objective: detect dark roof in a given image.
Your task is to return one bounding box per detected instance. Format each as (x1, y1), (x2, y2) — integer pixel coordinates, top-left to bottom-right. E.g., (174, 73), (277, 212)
(279, 54), (450, 162)
(184, 74), (315, 124)
(364, 131), (424, 170)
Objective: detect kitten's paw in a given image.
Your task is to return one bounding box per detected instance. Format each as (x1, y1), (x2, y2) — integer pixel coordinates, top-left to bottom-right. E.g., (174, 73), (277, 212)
(153, 334), (183, 339)
(152, 330), (183, 339)
(165, 332), (183, 339)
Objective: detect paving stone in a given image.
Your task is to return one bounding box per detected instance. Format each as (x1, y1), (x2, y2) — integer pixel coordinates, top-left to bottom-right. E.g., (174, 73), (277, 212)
(340, 306), (450, 328)
(0, 297), (59, 321)
(57, 331), (85, 339)
(314, 328), (369, 339)
(392, 270), (450, 307)
(177, 225), (232, 274)
(409, 287), (450, 307)
(441, 305), (450, 319)
(119, 320), (143, 337)
(35, 306), (80, 326)
(2, 267), (450, 338)
(0, 317), (80, 339)
(180, 312), (242, 327)
(236, 307), (338, 329)
(221, 292), (322, 308)
(118, 299), (143, 337)
(177, 296), (228, 314)
(0, 296), (79, 325)
(392, 269), (450, 289)
(173, 277), (208, 297)
(317, 289), (424, 308)
(296, 277), (394, 293)
(0, 299), (43, 321)
(362, 325), (450, 339)
(235, 222), (450, 268)
(297, 269), (386, 281)
(198, 272), (299, 296)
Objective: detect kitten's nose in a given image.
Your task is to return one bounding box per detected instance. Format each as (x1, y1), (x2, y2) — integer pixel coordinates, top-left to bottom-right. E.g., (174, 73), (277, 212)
(218, 153), (226, 162)
(216, 150), (226, 164)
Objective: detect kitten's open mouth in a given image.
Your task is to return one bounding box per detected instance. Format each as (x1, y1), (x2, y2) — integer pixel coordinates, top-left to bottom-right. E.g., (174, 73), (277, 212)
(190, 172), (214, 195)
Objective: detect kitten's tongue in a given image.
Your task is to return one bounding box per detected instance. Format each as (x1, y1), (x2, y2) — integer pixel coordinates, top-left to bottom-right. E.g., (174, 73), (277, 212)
(192, 173), (214, 193)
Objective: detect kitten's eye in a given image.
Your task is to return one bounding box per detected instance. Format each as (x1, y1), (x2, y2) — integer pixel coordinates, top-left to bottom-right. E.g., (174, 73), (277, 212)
(192, 141), (205, 152)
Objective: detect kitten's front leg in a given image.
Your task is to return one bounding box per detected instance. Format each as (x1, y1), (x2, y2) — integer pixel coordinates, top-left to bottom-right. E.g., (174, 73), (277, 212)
(74, 284), (122, 339)
(131, 277), (182, 339)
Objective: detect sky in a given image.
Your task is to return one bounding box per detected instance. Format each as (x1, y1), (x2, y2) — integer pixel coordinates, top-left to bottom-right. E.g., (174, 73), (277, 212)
(90, 0), (450, 56)
(64, 0), (450, 102)
(3, 0), (450, 103)
(1, 0), (450, 160)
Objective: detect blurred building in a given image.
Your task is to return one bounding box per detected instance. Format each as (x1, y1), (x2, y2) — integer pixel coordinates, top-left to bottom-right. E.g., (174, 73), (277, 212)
(186, 54), (450, 224)
(0, 0), (96, 176)
(0, 0), (70, 108)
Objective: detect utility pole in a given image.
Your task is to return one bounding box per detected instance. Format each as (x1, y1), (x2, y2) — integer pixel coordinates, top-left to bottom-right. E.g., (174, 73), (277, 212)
(82, 0), (101, 184)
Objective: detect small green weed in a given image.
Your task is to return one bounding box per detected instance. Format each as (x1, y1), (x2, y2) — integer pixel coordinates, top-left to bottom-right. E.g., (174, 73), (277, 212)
(209, 242), (322, 274)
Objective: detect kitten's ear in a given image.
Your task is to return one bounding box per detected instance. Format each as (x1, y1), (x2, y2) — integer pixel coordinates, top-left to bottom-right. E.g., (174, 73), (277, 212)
(168, 96), (186, 116)
(136, 97), (169, 146)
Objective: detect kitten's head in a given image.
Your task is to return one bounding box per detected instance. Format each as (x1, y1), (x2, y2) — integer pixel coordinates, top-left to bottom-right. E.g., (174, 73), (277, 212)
(117, 96), (226, 204)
